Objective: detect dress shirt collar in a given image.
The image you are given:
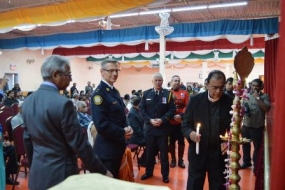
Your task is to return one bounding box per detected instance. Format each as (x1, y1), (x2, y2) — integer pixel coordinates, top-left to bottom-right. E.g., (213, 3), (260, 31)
(101, 79), (114, 89)
(42, 81), (58, 90)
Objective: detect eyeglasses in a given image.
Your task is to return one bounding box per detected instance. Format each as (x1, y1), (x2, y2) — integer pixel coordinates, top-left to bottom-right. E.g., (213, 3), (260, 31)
(58, 71), (72, 78)
(103, 69), (121, 74)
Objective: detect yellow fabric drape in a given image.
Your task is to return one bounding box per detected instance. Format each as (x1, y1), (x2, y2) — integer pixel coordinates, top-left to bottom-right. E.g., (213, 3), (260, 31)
(0, 0), (154, 29)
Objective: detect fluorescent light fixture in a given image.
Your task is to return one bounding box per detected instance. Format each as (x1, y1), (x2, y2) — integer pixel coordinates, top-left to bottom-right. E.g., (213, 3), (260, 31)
(110, 13), (138, 18)
(208, 1), (247, 9)
(139, 9), (171, 15)
(172, 5), (207, 12)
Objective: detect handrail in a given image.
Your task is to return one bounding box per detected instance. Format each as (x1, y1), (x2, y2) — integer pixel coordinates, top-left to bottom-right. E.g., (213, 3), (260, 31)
(264, 118), (270, 190)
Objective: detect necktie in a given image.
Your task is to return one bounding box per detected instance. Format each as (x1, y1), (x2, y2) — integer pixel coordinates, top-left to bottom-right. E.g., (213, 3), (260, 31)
(154, 90), (159, 99)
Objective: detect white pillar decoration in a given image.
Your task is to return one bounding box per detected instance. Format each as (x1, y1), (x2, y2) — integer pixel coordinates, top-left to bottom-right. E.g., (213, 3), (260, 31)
(155, 12), (174, 84)
(202, 61), (208, 81)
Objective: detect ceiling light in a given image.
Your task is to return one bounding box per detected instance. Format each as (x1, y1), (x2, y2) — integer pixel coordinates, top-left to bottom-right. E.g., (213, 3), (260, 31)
(139, 9), (171, 15)
(172, 5), (207, 12)
(208, 1), (247, 9)
(110, 13), (138, 18)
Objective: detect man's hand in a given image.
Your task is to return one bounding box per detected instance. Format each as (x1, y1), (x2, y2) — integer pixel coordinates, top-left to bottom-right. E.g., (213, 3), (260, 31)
(189, 131), (200, 142)
(221, 142), (228, 155)
(150, 118), (162, 127)
(124, 126), (133, 140)
(105, 170), (113, 178)
(174, 114), (182, 123)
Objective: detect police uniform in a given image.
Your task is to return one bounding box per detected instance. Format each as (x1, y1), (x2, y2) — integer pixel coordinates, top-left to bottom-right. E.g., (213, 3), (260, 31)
(91, 80), (127, 178)
(169, 88), (189, 168)
(139, 88), (175, 180)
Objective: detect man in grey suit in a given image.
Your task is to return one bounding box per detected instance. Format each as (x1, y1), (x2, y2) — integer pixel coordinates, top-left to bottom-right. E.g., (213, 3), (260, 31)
(22, 55), (112, 190)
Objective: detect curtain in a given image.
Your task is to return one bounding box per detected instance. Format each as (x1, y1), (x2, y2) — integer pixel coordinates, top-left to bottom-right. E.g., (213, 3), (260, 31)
(270, 0), (285, 189)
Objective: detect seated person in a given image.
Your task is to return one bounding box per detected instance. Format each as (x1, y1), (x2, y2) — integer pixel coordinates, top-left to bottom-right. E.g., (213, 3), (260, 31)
(11, 101), (24, 130)
(3, 90), (18, 107)
(3, 141), (19, 185)
(76, 101), (92, 128)
(127, 96), (145, 146)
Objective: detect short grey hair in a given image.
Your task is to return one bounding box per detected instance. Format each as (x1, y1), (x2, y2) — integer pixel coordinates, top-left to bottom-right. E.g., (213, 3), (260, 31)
(101, 59), (118, 69)
(76, 101), (87, 110)
(152, 73), (163, 80)
(41, 55), (70, 80)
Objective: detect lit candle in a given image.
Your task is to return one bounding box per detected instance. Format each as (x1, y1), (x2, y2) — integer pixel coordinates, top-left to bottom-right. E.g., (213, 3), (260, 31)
(196, 123), (201, 154)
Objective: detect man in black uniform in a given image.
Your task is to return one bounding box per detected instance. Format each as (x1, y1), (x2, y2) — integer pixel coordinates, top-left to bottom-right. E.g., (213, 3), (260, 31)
(91, 59), (133, 178)
(140, 73), (176, 183)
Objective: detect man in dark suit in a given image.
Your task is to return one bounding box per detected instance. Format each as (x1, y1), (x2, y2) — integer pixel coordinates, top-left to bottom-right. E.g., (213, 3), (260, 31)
(127, 95), (145, 146)
(140, 73), (176, 183)
(22, 55), (112, 190)
(181, 70), (233, 190)
(91, 59), (133, 179)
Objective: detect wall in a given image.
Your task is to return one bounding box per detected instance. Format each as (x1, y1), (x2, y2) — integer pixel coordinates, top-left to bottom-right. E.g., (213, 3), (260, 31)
(0, 49), (264, 95)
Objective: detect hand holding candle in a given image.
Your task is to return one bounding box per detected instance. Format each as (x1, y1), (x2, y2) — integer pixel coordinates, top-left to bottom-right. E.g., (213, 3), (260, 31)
(196, 123), (201, 154)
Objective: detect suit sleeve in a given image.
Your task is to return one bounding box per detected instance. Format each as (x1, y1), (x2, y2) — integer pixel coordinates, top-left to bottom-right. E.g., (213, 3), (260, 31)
(181, 97), (195, 143)
(127, 112), (144, 138)
(60, 100), (107, 174)
(23, 125), (33, 167)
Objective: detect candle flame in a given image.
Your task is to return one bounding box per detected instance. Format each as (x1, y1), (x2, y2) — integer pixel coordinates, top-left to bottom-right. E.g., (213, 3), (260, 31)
(197, 123), (201, 128)
(225, 131), (228, 138)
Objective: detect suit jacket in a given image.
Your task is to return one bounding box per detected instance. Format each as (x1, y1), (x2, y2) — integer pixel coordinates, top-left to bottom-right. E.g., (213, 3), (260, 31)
(127, 107), (145, 145)
(181, 91), (232, 169)
(140, 88), (176, 136)
(91, 81), (127, 160)
(22, 84), (107, 190)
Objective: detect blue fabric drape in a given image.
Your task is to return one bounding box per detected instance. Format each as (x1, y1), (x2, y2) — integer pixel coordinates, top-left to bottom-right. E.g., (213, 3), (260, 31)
(0, 17), (278, 49)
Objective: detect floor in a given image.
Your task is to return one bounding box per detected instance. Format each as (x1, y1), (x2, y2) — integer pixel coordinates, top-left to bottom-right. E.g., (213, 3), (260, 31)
(6, 144), (256, 190)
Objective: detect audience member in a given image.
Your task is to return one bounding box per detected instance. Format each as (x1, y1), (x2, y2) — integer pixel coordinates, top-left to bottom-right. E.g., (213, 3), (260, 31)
(181, 70), (232, 190)
(169, 75), (189, 169)
(127, 95), (145, 146)
(11, 83), (21, 92)
(140, 73), (175, 183)
(77, 101), (93, 128)
(199, 78), (208, 93)
(91, 59), (133, 178)
(123, 94), (132, 112)
(70, 82), (79, 96)
(22, 55), (111, 190)
(224, 77), (234, 99)
(3, 90), (18, 106)
(180, 81), (187, 90)
(11, 101), (24, 130)
(241, 79), (271, 170)
(3, 141), (18, 185)
(85, 81), (93, 95)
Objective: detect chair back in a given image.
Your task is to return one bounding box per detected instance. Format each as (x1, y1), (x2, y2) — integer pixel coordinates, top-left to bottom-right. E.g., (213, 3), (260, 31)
(11, 103), (19, 116)
(12, 125), (26, 158)
(5, 116), (13, 141)
(0, 107), (14, 132)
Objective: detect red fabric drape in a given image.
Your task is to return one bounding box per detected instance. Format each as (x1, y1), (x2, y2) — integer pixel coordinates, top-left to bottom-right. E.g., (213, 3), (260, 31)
(254, 37), (278, 190)
(270, 0), (285, 189)
(52, 37), (265, 56)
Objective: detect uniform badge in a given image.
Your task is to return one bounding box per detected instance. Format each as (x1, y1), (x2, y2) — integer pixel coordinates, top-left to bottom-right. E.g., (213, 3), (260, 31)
(106, 88), (110, 91)
(181, 93), (185, 99)
(162, 97), (167, 104)
(93, 95), (103, 105)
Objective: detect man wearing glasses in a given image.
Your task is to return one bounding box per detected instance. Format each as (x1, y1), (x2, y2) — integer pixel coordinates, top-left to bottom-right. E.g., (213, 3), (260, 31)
(91, 59), (133, 179)
(22, 55), (112, 190)
(181, 70), (232, 190)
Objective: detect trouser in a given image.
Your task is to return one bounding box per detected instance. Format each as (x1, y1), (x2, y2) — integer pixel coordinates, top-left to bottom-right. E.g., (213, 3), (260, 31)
(187, 149), (226, 190)
(100, 155), (123, 179)
(169, 124), (185, 161)
(145, 134), (169, 178)
(3, 145), (18, 177)
(241, 125), (264, 166)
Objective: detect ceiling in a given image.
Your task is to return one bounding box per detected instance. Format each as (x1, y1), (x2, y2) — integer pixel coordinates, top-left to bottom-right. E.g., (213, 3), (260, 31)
(0, 0), (280, 40)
